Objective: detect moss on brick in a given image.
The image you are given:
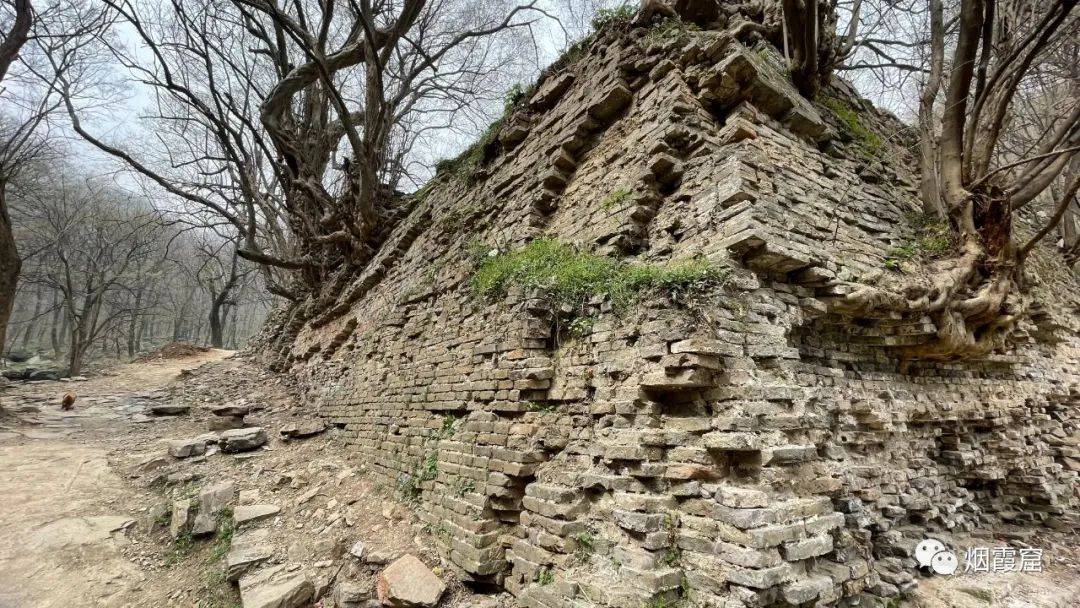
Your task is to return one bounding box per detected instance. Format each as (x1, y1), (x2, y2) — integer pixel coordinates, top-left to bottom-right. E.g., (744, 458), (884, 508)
(821, 95), (884, 156)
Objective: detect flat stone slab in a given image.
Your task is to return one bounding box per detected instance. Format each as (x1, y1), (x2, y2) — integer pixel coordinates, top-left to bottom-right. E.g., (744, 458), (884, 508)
(27, 516), (133, 550)
(227, 528), (273, 582)
(211, 403), (251, 417)
(279, 420), (325, 439)
(234, 504), (280, 525)
(168, 438), (206, 458)
(377, 554), (445, 607)
(239, 564), (313, 608)
(220, 427), (268, 453)
(149, 404), (190, 416)
(210, 415), (246, 431)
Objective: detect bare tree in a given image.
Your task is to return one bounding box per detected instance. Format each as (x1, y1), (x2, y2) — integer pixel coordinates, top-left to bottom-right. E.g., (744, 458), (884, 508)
(0, 0), (34, 358)
(832, 0), (1079, 358)
(189, 237), (252, 348)
(16, 175), (167, 375)
(1, 0), (112, 359)
(53, 0), (547, 303)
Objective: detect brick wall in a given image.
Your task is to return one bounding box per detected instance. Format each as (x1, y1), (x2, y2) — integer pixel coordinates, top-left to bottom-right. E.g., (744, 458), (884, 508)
(266, 26), (1080, 608)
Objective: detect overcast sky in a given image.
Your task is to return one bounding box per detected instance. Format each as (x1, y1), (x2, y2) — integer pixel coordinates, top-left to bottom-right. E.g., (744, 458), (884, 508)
(9, 0), (917, 207)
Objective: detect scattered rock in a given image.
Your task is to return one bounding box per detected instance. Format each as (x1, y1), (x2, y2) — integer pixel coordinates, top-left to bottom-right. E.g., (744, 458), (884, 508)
(463, 597), (502, 608)
(239, 564), (313, 608)
(211, 402), (252, 417)
(239, 489), (261, 504)
(221, 427), (268, 453)
(234, 504), (281, 525)
(168, 437), (207, 458)
(136, 454), (170, 474)
(145, 502), (170, 532)
(28, 369), (63, 381)
(191, 481), (236, 535)
(227, 528), (273, 582)
(170, 498), (193, 538)
(166, 470), (201, 485)
(335, 581), (376, 608)
(279, 419), (325, 439)
(364, 547), (397, 565)
(376, 555), (445, 607)
(209, 415), (247, 431)
(195, 431), (220, 444)
(150, 403), (190, 416)
(348, 540), (365, 560)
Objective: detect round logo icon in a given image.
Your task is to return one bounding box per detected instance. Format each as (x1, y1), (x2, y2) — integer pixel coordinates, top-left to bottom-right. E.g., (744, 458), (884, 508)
(931, 550), (959, 575)
(915, 538), (946, 568)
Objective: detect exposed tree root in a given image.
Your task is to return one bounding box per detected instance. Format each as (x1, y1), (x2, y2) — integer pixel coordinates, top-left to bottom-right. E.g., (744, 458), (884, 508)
(824, 236), (1030, 360)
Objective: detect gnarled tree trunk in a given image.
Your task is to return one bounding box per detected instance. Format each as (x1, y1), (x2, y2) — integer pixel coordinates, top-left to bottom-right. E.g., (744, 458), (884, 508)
(0, 185), (21, 360)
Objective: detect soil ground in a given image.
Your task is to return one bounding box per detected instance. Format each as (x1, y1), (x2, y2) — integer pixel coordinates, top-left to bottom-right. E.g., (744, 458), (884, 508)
(0, 353), (1076, 608)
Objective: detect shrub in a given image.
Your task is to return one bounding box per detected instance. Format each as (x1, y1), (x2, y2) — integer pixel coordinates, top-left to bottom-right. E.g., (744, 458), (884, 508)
(645, 17), (699, 45)
(504, 82), (533, 111)
(591, 5), (636, 31)
(471, 239), (728, 315)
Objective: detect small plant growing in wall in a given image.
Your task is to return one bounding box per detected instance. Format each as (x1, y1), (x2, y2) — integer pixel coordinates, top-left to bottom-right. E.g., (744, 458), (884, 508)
(572, 530), (596, 564)
(536, 567), (555, 586)
(526, 400), (557, 413)
(663, 547), (681, 567)
(471, 239), (728, 315)
(439, 414), (457, 438)
(574, 531), (595, 551)
(454, 478), (476, 497)
(591, 5), (635, 31)
(504, 82), (534, 111)
(420, 453), (438, 481)
(883, 212), (956, 271)
(644, 16), (699, 46)
(600, 187), (632, 211)
(397, 473), (421, 502)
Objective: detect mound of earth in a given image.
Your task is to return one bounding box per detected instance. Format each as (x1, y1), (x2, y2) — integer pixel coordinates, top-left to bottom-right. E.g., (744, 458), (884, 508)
(136, 342), (211, 363)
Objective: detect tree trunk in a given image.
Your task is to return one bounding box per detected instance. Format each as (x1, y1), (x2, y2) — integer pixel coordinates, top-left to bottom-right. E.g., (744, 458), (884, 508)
(53, 309), (69, 358)
(127, 289), (143, 358)
(68, 327), (84, 377)
(0, 185), (21, 361)
(918, 0), (947, 218)
(225, 305), (239, 349)
(208, 287), (226, 348)
(19, 286), (42, 350)
(135, 316), (148, 354)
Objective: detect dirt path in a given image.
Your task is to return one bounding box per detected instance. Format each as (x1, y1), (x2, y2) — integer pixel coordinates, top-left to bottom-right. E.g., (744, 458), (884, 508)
(0, 350), (230, 608)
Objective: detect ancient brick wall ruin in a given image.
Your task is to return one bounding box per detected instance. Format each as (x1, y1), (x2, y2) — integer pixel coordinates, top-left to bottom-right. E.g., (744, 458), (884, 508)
(262, 24), (1080, 608)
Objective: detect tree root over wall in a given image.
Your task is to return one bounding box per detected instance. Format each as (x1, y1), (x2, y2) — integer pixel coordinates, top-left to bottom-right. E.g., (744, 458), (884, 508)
(823, 235), (1031, 361)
